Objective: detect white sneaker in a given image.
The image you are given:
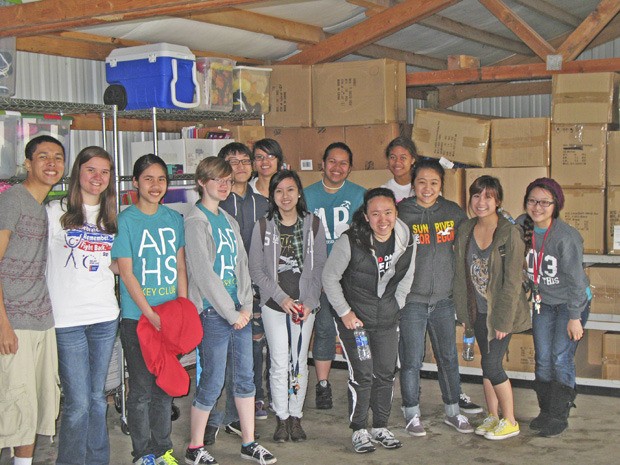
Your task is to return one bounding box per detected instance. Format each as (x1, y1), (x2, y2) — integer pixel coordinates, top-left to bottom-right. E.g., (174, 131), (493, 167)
(370, 427), (402, 449)
(352, 429), (376, 454)
(405, 414), (426, 437)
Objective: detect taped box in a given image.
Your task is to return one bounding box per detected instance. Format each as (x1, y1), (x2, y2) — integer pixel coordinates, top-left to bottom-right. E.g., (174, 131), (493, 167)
(607, 186), (620, 254)
(561, 188), (606, 254)
(491, 117), (550, 167)
(552, 72), (619, 124)
(586, 267), (620, 315)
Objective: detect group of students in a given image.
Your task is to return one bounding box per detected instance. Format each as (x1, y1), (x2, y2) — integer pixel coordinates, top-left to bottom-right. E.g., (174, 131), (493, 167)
(0, 133), (590, 465)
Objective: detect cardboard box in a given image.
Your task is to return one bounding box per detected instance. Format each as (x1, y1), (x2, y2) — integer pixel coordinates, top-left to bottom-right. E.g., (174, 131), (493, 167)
(412, 108), (491, 167)
(264, 127), (302, 169)
(196, 125), (265, 149)
(491, 118), (550, 167)
(130, 139), (225, 174)
(587, 329), (604, 365)
(447, 55), (479, 70)
(266, 65), (312, 128)
(561, 188), (606, 254)
(586, 267), (620, 315)
(608, 132), (620, 185)
(550, 124), (607, 188)
(299, 126), (347, 171)
(464, 167), (548, 219)
(443, 168), (465, 209)
(552, 72), (620, 124)
(607, 186), (620, 254)
(297, 169), (392, 191)
(602, 360), (620, 380)
(504, 333), (535, 372)
(344, 123), (412, 171)
(603, 332), (620, 361)
(312, 59), (406, 127)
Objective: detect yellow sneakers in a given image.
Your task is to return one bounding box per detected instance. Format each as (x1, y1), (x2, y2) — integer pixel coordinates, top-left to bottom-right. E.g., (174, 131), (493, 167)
(484, 418), (520, 440)
(156, 449), (179, 465)
(475, 415), (499, 436)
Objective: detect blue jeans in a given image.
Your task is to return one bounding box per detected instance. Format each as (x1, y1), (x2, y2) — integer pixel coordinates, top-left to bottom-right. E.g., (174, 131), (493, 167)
(194, 307), (255, 411)
(533, 302), (590, 388)
(312, 292), (337, 361)
(120, 319), (173, 460)
(399, 299), (460, 418)
(56, 319), (118, 465)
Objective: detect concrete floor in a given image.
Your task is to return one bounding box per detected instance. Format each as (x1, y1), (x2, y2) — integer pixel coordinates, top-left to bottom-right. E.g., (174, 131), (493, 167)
(2, 367), (619, 465)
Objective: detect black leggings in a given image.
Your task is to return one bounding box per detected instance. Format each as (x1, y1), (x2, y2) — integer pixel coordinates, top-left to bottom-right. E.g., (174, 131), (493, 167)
(473, 312), (512, 386)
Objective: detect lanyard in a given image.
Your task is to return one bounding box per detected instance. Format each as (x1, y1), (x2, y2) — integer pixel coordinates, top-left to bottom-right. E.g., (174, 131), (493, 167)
(531, 221), (552, 286)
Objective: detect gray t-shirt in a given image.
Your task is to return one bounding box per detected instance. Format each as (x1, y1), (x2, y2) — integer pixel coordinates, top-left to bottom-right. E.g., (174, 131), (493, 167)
(467, 238), (491, 315)
(0, 184), (54, 330)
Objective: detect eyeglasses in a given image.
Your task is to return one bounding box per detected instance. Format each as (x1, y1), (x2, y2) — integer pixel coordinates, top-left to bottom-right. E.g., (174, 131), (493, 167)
(254, 154), (277, 162)
(210, 178), (233, 186)
(526, 198), (554, 208)
(228, 158), (252, 166)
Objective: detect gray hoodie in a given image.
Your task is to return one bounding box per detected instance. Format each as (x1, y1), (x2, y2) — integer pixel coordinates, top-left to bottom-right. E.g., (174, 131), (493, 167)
(398, 196), (467, 304)
(184, 204), (253, 324)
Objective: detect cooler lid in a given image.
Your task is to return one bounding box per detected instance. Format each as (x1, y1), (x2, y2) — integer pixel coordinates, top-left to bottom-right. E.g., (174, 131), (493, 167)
(106, 43), (195, 66)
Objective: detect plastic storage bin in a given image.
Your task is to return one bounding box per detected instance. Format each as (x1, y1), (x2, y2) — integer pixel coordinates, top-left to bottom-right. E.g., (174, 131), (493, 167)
(105, 43), (200, 110)
(232, 66), (272, 114)
(0, 36), (16, 97)
(0, 111), (19, 178)
(196, 57), (235, 112)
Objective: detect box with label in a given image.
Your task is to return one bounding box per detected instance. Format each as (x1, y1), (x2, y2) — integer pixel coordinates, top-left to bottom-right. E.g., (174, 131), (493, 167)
(561, 188), (606, 254)
(504, 333), (535, 372)
(464, 167), (548, 220)
(550, 124), (607, 188)
(344, 123), (412, 171)
(264, 127), (302, 169)
(491, 117), (550, 167)
(607, 186), (620, 254)
(586, 267), (620, 315)
(232, 66), (272, 114)
(603, 332), (620, 361)
(312, 59), (406, 127)
(130, 139), (228, 174)
(195, 57), (235, 112)
(413, 109), (492, 167)
(266, 65), (312, 128)
(608, 132), (620, 185)
(552, 72), (619, 124)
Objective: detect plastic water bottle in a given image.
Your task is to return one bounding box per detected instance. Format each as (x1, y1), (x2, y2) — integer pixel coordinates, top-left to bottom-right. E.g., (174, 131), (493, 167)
(354, 325), (372, 361)
(462, 329), (475, 362)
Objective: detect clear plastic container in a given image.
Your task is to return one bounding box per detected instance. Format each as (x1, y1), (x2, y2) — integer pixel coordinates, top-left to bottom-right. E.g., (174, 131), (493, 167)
(0, 36), (16, 97)
(232, 66), (272, 114)
(196, 57), (235, 112)
(0, 112), (19, 178)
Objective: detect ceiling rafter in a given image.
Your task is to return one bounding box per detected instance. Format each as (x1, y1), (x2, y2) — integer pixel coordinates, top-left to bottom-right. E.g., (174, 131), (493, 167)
(478, 0), (556, 60)
(0, 0), (266, 38)
(282, 0), (460, 65)
(511, 0), (582, 28)
(557, 0), (620, 61)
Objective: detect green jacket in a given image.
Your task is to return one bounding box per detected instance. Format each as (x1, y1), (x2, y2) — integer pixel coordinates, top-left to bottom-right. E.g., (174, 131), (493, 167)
(454, 215), (531, 341)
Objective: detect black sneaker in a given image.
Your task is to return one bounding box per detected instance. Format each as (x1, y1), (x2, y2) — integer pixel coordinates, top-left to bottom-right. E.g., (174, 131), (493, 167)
(459, 393), (483, 414)
(204, 424), (219, 446)
(240, 442), (277, 464)
(225, 421), (260, 440)
(185, 446), (218, 465)
(315, 380), (333, 410)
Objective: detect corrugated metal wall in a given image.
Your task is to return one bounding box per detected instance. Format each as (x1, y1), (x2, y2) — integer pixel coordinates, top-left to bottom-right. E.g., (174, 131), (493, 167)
(8, 37), (620, 173)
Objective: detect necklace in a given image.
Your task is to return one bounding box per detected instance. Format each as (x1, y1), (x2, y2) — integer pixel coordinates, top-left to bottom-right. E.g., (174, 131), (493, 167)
(321, 178), (345, 191)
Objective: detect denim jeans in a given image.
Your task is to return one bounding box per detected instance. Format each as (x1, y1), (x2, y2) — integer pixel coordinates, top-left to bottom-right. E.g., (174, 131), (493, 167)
(56, 319), (118, 465)
(533, 302), (590, 388)
(312, 291), (337, 361)
(194, 307), (255, 411)
(399, 298), (460, 418)
(120, 319), (173, 460)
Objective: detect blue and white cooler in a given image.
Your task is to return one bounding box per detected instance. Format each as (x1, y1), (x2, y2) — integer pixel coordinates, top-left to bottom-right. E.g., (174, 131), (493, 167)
(104, 43), (200, 110)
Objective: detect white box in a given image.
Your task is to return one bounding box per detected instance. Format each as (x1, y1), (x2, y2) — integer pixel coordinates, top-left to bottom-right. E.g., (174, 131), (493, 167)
(130, 139), (232, 174)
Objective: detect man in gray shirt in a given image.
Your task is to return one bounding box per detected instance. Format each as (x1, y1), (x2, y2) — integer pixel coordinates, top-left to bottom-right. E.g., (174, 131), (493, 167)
(0, 135), (65, 465)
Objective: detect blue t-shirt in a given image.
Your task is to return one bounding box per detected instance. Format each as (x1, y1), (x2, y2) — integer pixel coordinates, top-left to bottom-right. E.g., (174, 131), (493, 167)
(304, 180), (365, 254)
(111, 204), (185, 320)
(198, 204), (239, 308)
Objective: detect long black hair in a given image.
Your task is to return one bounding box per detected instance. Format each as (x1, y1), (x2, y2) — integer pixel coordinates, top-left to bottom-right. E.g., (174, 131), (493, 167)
(348, 187), (397, 251)
(266, 169), (309, 221)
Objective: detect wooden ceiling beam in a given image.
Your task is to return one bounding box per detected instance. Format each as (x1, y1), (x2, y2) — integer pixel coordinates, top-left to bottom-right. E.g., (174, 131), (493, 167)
(479, 0), (556, 60)
(420, 15), (532, 55)
(347, 0), (397, 14)
(355, 42), (446, 69)
(17, 31), (263, 65)
(557, 0), (620, 62)
(282, 0), (460, 65)
(434, 81), (551, 108)
(181, 9), (325, 45)
(511, 0), (582, 28)
(0, 0), (266, 37)
(407, 57), (620, 87)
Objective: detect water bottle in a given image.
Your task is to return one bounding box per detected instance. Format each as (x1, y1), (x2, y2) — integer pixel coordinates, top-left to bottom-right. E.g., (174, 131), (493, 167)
(462, 328), (475, 362)
(354, 324), (372, 361)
